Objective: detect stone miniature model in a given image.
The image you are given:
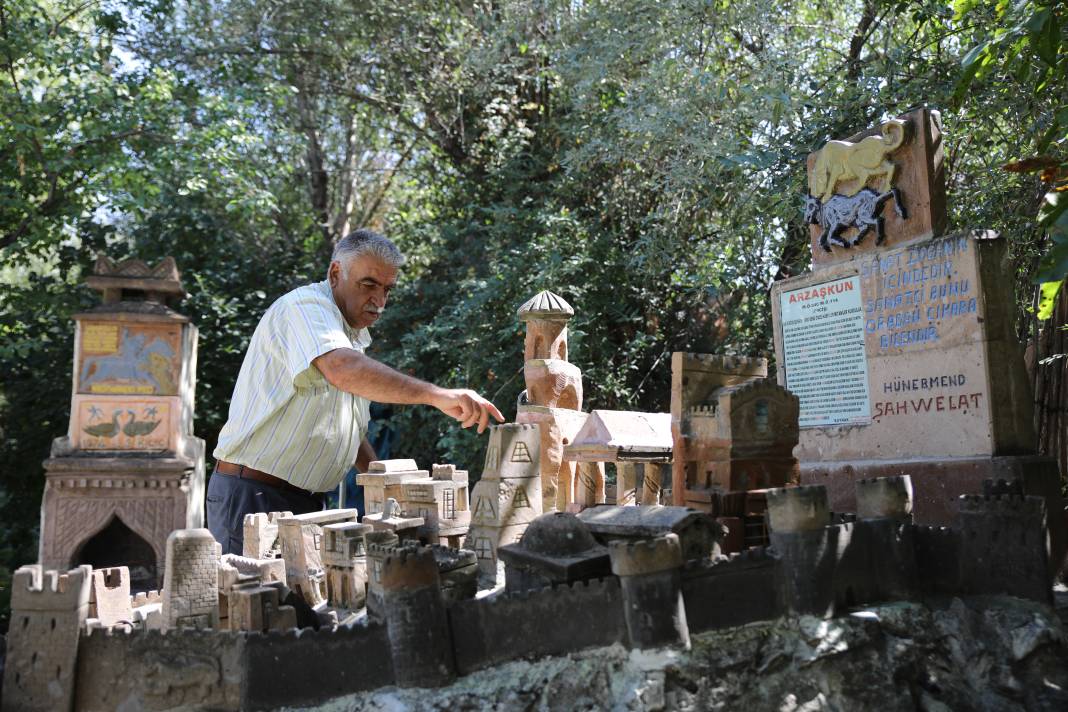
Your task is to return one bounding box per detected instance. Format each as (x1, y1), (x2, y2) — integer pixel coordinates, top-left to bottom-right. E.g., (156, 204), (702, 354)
(276, 509), (358, 606)
(563, 410), (673, 507)
(242, 510), (292, 559)
(161, 528), (220, 630)
(357, 459), (431, 515)
(321, 521), (373, 609)
(464, 423), (543, 575)
(577, 504), (724, 562)
(498, 512), (611, 593)
(9, 472), (1058, 710)
(39, 256), (206, 591)
(772, 109), (1065, 571)
(3, 564), (92, 712)
(87, 566), (133, 629)
(670, 353), (799, 552)
(609, 533), (689, 649)
(514, 290), (590, 511)
(375, 544), (456, 687)
(363, 497), (425, 541)
(217, 553), (286, 625)
(227, 579), (298, 632)
(364, 529), (400, 620)
(399, 463), (471, 546)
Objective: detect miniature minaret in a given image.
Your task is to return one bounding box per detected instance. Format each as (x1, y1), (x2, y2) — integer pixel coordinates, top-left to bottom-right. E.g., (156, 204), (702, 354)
(515, 290), (594, 511)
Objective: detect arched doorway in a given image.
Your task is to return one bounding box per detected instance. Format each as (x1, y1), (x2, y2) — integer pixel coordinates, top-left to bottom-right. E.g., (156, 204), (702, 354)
(73, 516), (158, 592)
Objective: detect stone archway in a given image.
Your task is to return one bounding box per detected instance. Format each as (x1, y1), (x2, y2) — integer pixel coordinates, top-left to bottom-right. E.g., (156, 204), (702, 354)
(73, 515), (158, 592)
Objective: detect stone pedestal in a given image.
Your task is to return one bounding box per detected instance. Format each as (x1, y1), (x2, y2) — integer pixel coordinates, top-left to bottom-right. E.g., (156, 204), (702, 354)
(38, 257), (205, 590)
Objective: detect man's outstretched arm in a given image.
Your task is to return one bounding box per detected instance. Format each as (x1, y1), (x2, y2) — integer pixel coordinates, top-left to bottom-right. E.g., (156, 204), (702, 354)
(313, 348), (505, 433)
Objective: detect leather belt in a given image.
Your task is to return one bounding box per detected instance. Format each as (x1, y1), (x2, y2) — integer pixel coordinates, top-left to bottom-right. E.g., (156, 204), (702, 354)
(214, 460), (317, 497)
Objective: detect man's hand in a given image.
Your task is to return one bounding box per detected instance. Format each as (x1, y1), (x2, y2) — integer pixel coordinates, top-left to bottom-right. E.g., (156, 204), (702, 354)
(431, 388), (505, 433)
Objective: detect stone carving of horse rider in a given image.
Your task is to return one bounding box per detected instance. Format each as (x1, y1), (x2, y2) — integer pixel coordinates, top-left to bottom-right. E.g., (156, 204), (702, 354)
(804, 187), (907, 252)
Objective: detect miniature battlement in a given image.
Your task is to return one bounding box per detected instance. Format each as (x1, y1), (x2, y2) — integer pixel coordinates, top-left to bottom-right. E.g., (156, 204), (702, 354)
(11, 564), (92, 610)
(244, 510), (292, 527)
(957, 493), (1047, 517)
(432, 463), (467, 482)
(689, 404), (718, 417)
(608, 534), (683, 577)
(676, 352), (768, 375)
(718, 378), (798, 400)
(766, 485), (830, 533)
(855, 475), (913, 521)
(983, 478), (1024, 497)
(377, 544), (439, 589)
(131, 590), (162, 608)
(95, 566), (128, 590)
(365, 530), (400, 549)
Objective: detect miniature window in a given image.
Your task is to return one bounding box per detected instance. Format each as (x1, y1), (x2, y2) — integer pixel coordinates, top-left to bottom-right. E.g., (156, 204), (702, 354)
(443, 488), (456, 519)
(474, 538), (492, 559)
(755, 400), (769, 433)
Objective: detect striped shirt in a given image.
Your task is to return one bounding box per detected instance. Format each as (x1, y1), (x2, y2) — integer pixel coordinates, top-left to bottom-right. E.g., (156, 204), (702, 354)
(213, 280), (372, 492)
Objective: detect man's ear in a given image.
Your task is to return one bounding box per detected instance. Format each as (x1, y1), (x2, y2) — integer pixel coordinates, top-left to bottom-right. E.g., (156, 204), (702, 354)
(328, 260), (340, 288)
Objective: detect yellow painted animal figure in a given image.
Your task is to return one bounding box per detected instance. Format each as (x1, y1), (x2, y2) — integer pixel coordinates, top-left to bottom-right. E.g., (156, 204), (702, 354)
(810, 119), (907, 202)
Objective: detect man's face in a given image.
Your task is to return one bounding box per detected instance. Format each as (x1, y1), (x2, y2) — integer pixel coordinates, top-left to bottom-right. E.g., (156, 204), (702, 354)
(328, 253), (398, 330)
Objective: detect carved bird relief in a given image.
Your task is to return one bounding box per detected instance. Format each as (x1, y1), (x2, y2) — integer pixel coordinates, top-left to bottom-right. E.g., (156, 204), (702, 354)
(123, 409), (161, 438)
(83, 409), (122, 439)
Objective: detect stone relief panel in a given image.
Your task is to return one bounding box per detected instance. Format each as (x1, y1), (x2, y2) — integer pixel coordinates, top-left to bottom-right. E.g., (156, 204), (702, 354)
(77, 322), (182, 396)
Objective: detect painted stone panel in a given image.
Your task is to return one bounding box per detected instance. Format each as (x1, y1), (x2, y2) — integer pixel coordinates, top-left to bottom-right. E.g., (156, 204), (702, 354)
(77, 322), (182, 396)
(71, 395), (177, 451)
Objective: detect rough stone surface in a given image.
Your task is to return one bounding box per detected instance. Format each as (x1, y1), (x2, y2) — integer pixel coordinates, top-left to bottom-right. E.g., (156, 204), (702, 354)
(289, 594), (1068, 712)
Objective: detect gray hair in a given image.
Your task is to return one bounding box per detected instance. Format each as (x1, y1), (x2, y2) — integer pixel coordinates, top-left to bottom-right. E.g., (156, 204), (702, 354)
(330, 229), (406, 276)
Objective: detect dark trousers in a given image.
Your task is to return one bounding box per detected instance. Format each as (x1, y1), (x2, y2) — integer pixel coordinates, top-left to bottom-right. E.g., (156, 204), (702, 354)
(206, 467), (324, 555)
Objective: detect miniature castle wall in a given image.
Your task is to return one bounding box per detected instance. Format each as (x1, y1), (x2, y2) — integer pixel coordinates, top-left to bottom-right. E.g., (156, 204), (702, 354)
(11, 474), (1055, 711)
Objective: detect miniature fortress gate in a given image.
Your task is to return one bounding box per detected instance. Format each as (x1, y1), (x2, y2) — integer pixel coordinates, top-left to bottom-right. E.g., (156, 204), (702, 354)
(38, 257), (205, 590)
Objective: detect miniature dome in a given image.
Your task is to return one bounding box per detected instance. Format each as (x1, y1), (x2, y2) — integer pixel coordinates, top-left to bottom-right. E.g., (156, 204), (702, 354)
(518, 512), (601, 556)
(517, 290), (575, 322)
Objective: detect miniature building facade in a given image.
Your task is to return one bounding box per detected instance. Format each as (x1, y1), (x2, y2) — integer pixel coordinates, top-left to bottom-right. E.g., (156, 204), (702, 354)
(38, 256), (206, 592)
(464, 423), (543, 575)
(398, 464), (471, 547)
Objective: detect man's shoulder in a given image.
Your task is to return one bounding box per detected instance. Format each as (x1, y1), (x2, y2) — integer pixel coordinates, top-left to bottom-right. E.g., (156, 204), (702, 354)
(265, 281), (335, 318)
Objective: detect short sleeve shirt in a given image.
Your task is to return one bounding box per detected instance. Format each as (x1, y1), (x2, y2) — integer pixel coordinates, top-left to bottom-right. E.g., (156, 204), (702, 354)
(213, 280), (371, 492)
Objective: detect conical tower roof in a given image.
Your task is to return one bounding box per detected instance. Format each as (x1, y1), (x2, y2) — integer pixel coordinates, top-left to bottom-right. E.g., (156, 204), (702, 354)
(517, 290), (575, 322)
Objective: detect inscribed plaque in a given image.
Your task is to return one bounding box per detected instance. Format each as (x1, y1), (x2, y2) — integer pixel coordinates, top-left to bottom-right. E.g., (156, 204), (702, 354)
(779, 276), (871, 427)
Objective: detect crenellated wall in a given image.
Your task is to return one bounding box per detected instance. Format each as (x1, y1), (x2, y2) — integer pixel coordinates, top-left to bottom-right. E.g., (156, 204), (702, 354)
(6, 476), (1057, 712)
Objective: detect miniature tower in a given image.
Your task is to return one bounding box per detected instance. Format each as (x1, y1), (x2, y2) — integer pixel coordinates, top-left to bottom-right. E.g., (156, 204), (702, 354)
(161, 528), (220, 630)
(2, 564), (92, 711)
(766, 484), (835, 616)
(958, 492), (1051, 604)
(39, 256), (206, 591)
(850, 475), (918, 602)
(608, 534), (689, 650)
(377, 544), (456, 687)
(515, 291), (590, 511)
(464, 423), (543, 576)
(88, 566), (133, 627)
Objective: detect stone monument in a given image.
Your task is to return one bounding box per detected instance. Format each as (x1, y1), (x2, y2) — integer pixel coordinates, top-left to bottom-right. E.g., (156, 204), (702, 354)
(770, 107), (1066, 569)
(38, 256), (206, 591)
(514, 290), (590, 511)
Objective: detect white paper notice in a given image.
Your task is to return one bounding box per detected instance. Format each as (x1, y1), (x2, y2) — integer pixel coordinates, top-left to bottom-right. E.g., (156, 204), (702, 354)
(780, 275), (871, 427)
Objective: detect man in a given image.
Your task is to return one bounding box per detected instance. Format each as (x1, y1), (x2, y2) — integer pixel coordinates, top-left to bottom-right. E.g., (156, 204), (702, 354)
(208, 229), (504, 554)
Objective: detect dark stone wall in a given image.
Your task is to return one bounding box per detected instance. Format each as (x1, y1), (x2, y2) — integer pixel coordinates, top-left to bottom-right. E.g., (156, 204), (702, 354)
(448, 578), (626, 674)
